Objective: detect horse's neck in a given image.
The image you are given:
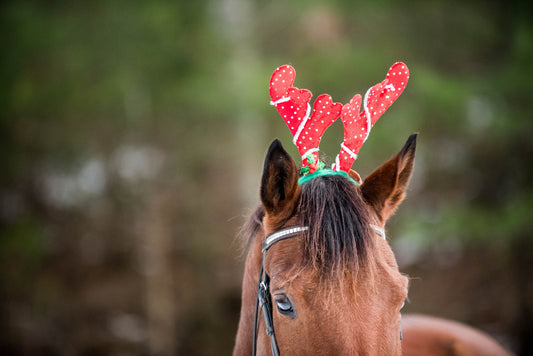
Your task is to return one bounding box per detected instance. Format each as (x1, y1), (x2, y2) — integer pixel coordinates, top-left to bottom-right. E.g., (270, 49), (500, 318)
(233, 237), (263, 355)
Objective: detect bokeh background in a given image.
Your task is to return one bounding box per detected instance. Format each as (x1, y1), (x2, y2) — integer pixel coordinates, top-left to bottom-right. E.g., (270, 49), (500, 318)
(1, 0), (532, 355)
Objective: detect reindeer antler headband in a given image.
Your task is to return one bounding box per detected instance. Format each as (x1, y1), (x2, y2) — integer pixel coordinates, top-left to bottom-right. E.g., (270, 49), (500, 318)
(269, 62), (409, 184)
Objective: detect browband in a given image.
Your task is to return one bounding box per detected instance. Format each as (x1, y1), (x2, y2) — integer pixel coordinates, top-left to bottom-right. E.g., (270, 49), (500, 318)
(262, 226), (309, 253)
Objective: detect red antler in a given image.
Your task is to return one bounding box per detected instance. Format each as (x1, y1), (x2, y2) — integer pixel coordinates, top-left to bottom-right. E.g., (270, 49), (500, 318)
(269, 65), (342, 174)
(332, 62), (410, 172)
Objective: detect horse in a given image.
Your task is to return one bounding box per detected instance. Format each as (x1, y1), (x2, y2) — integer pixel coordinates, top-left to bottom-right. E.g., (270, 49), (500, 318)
(233, 136), (513, 355)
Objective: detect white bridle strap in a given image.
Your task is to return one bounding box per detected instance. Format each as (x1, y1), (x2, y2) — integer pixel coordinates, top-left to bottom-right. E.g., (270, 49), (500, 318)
(263, 226), (309, 253)
(371, 224), (386, 240)
(264, 225), (383, 248)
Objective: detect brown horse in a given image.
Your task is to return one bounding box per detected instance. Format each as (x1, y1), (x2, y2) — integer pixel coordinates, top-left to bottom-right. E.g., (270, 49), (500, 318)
(401, 314), (512, 356)
(233, 135), (513, 355)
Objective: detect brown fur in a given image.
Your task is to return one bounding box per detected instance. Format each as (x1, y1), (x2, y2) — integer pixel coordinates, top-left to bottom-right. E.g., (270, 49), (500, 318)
(361, 133), (417, 223)
(402, 315), (513, 356)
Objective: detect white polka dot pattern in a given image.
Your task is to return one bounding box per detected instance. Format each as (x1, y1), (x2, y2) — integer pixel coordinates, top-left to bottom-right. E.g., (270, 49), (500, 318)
(269, 62), (409, 175)
(269, 65), (312, 138)
(332, 62), (410, 172)
(269, 65), (342, 173)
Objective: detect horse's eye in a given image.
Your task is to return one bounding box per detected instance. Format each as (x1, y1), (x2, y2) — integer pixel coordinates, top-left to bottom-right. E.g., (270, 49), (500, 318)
(275, 295), (296, 318)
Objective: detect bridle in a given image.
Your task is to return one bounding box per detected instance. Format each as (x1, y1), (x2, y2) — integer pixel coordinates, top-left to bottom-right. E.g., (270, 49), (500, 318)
(252, 226), (309, 356)
(251, 224), (392, 356)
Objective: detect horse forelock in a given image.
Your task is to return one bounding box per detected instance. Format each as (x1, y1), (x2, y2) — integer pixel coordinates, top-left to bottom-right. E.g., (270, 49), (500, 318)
(241, 175), (375, 282)
(298, 175), (375, 280)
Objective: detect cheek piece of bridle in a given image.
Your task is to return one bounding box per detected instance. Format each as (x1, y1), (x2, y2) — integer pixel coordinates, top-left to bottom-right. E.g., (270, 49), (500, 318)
(253, 226), (309, 356)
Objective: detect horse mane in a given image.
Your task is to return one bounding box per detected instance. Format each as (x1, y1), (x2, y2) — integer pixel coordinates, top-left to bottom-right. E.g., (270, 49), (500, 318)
(241, 175), (375, 280)
(239, 205), (265, 253)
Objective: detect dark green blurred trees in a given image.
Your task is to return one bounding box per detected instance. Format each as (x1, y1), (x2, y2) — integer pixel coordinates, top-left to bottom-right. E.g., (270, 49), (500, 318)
(1, 0), (532, 355)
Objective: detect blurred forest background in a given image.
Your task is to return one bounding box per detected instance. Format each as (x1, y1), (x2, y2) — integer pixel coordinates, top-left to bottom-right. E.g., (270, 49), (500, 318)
(1, 0), (532, 355)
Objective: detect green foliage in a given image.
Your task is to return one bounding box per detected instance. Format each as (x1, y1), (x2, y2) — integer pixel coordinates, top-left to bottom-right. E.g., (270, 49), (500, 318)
(1, 0), (532, 354)
(0, 217), (45, 292)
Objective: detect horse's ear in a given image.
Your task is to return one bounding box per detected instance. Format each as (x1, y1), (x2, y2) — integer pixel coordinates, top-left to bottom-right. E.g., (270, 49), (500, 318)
(348, 170), (363, 185)
(260, 139), (300, 217)
(361, 133), (417, 222)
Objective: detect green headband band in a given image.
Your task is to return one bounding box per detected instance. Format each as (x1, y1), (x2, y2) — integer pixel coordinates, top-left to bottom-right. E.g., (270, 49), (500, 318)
(298, 168), (360, 186)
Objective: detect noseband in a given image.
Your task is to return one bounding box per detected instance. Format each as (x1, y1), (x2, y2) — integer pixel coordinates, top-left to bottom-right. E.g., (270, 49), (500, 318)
(253, 226), (309, 356)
